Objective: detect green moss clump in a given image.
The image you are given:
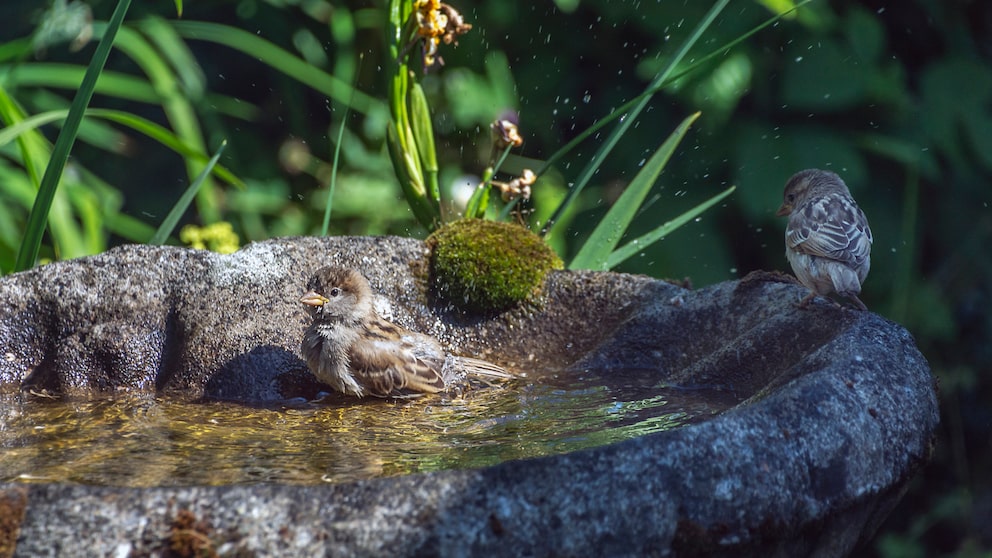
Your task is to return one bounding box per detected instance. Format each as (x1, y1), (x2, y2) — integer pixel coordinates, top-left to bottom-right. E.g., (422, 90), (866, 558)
(427, 218), (563, 314)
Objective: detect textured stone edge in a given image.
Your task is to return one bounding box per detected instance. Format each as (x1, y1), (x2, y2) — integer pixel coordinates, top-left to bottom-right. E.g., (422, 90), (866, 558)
(0, 239), (940, 556)
(6, 310), (938, 557)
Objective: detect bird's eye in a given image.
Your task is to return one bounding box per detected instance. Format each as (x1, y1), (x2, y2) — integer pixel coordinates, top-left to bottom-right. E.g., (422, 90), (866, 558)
(329, 287), (341, 297)
(786, 193), (796, 203)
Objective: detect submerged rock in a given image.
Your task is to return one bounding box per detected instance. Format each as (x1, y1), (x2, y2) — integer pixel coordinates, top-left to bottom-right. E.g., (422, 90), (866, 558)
(0, 236), (937, 556)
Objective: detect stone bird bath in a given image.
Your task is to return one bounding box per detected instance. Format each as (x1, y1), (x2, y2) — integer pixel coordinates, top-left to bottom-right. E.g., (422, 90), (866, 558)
(0, 236), (937, 556)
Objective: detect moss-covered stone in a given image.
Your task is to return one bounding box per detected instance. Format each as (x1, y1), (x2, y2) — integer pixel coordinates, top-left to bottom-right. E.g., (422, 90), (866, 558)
(427, 218), (563, 314)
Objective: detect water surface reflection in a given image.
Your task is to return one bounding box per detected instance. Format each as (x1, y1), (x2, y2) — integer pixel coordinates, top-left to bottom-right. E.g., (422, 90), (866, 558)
(0, 370), (740, 486)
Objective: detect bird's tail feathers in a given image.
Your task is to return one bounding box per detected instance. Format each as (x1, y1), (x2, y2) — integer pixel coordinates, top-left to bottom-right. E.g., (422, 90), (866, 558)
(447, 356), (513, 379)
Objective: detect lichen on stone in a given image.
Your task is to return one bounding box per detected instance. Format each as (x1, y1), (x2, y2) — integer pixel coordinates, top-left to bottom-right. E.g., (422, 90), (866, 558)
(426, 218), (563, 314)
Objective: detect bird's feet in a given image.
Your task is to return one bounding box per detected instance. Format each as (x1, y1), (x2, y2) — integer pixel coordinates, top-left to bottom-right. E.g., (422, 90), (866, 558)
(796, 292), (819, 309)
(794, 292), (868, 311)
(846, 295), (868, 311)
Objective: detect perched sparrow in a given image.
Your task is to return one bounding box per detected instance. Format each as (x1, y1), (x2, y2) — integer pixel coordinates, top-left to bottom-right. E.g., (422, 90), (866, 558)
(300, 266), (511, 398)
(776, 169), (873, 310)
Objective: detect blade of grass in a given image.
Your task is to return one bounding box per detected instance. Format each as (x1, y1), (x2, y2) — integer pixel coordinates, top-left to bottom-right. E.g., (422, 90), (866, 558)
(170, 20), (383, 117)
(605, 185), (736, 269)
(409, 81), (440, 213)
(569, 112), (700, 270)
(14, 0), (132, 272)
(0, 108), (244, 188)
(1, 63), (159, 103)
(1, 63), (258, 120)
(535, 0), (811, 180)
(105, 211), (157, 242)
(30, 89), (128, 150)
(0, 87), (90, 264)
(0, 85), (46, 185)
(92, 109), (242, 187)
(149, 141), (228, 245)
(137, 17), (206, 99)
(322, 54), (363, 236)
(541, 0), (730, 238)
(0, 37), (32, 64)
(322, 106), (348, 236)
(64, 183), (105, 254)
(466, 145), (513, 219)
(111, 24), (219, 222)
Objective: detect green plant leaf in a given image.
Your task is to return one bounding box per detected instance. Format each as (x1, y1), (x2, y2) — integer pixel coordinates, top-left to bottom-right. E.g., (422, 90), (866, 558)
(541, 0), (731, 238)
(409, 82), (440, 211)
(0, 63), (257, 120)
(385, 0), (439, 231)
(170, 20), (383, 117)
(322, 54), (363, 236)
(0, 87), (101, 265)
(137, 17), (205, 98)
(14, 0), (132, 272)
(149, 141), (228, 246)
(386, 121), (434, 229)
(605, 185), (736, 270)
(111, 23), (221, 222)
(1, 63), (158, 103)
(535, 0), (810, 200)
(569, 112), (700, 270)
(464, 176), (491, 220)
(0, 108), (244, 188)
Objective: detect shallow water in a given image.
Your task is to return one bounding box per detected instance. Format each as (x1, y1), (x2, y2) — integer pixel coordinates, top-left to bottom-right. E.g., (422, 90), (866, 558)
(0, 371), (741, 487)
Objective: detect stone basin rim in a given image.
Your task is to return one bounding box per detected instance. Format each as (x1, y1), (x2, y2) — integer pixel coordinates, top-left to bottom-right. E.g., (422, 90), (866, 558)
(0, 237), (939, 557)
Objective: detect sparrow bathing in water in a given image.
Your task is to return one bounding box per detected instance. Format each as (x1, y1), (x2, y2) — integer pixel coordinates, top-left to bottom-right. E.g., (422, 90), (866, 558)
(300, 266), (511, 398)
(776, 169), (873, 310)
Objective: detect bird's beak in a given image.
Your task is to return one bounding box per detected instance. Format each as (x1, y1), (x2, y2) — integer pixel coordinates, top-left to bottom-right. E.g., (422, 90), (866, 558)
(300, 291), (329, 307)
(775, 203), (791, 217)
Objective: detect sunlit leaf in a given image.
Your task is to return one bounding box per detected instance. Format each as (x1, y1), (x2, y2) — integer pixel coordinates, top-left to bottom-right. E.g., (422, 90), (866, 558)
(170, 20), (383, 116)
(569, 112), (700, 271)
(542, 0), (731, 238)
(149, 141), (228, 246)
(15, 0), (132, 272)
(0, 108), (244, 188)
(754, 0), (798, 17)
(606, 186), (736, 269)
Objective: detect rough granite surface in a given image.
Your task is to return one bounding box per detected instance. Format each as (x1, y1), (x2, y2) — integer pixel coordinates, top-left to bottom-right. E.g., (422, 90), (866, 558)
(0, 236), (938, 557)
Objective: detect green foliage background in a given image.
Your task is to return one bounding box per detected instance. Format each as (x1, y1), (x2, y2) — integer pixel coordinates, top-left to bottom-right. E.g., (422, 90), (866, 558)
(1, 0), (990, 554)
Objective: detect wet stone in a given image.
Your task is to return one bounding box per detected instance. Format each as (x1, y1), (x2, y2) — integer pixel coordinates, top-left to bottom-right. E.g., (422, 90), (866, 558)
(0, 237), (937, 556)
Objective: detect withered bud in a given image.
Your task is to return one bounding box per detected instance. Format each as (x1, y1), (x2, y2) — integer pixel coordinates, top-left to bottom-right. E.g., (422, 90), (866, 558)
(438, 3), (472, 45)
(491, 119), (523, 149)
(497, 169), (536, 202)
(414, 1), (470, 69)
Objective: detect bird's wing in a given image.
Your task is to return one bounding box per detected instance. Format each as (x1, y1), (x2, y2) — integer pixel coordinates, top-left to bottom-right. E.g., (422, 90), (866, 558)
(348, 323), (445, 397)
(786, 192), (872, 267)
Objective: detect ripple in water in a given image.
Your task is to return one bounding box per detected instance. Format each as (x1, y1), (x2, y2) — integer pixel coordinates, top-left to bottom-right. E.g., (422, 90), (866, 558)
(0, 369), (740, 487)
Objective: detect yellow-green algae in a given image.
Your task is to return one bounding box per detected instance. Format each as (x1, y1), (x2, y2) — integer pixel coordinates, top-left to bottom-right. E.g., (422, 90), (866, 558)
(427, 218), (563, 313)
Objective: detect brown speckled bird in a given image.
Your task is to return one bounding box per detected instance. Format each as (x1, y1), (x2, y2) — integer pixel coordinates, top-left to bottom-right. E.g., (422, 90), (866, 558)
(300, 266), (510, 398)
(776, 169), (872, 310)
